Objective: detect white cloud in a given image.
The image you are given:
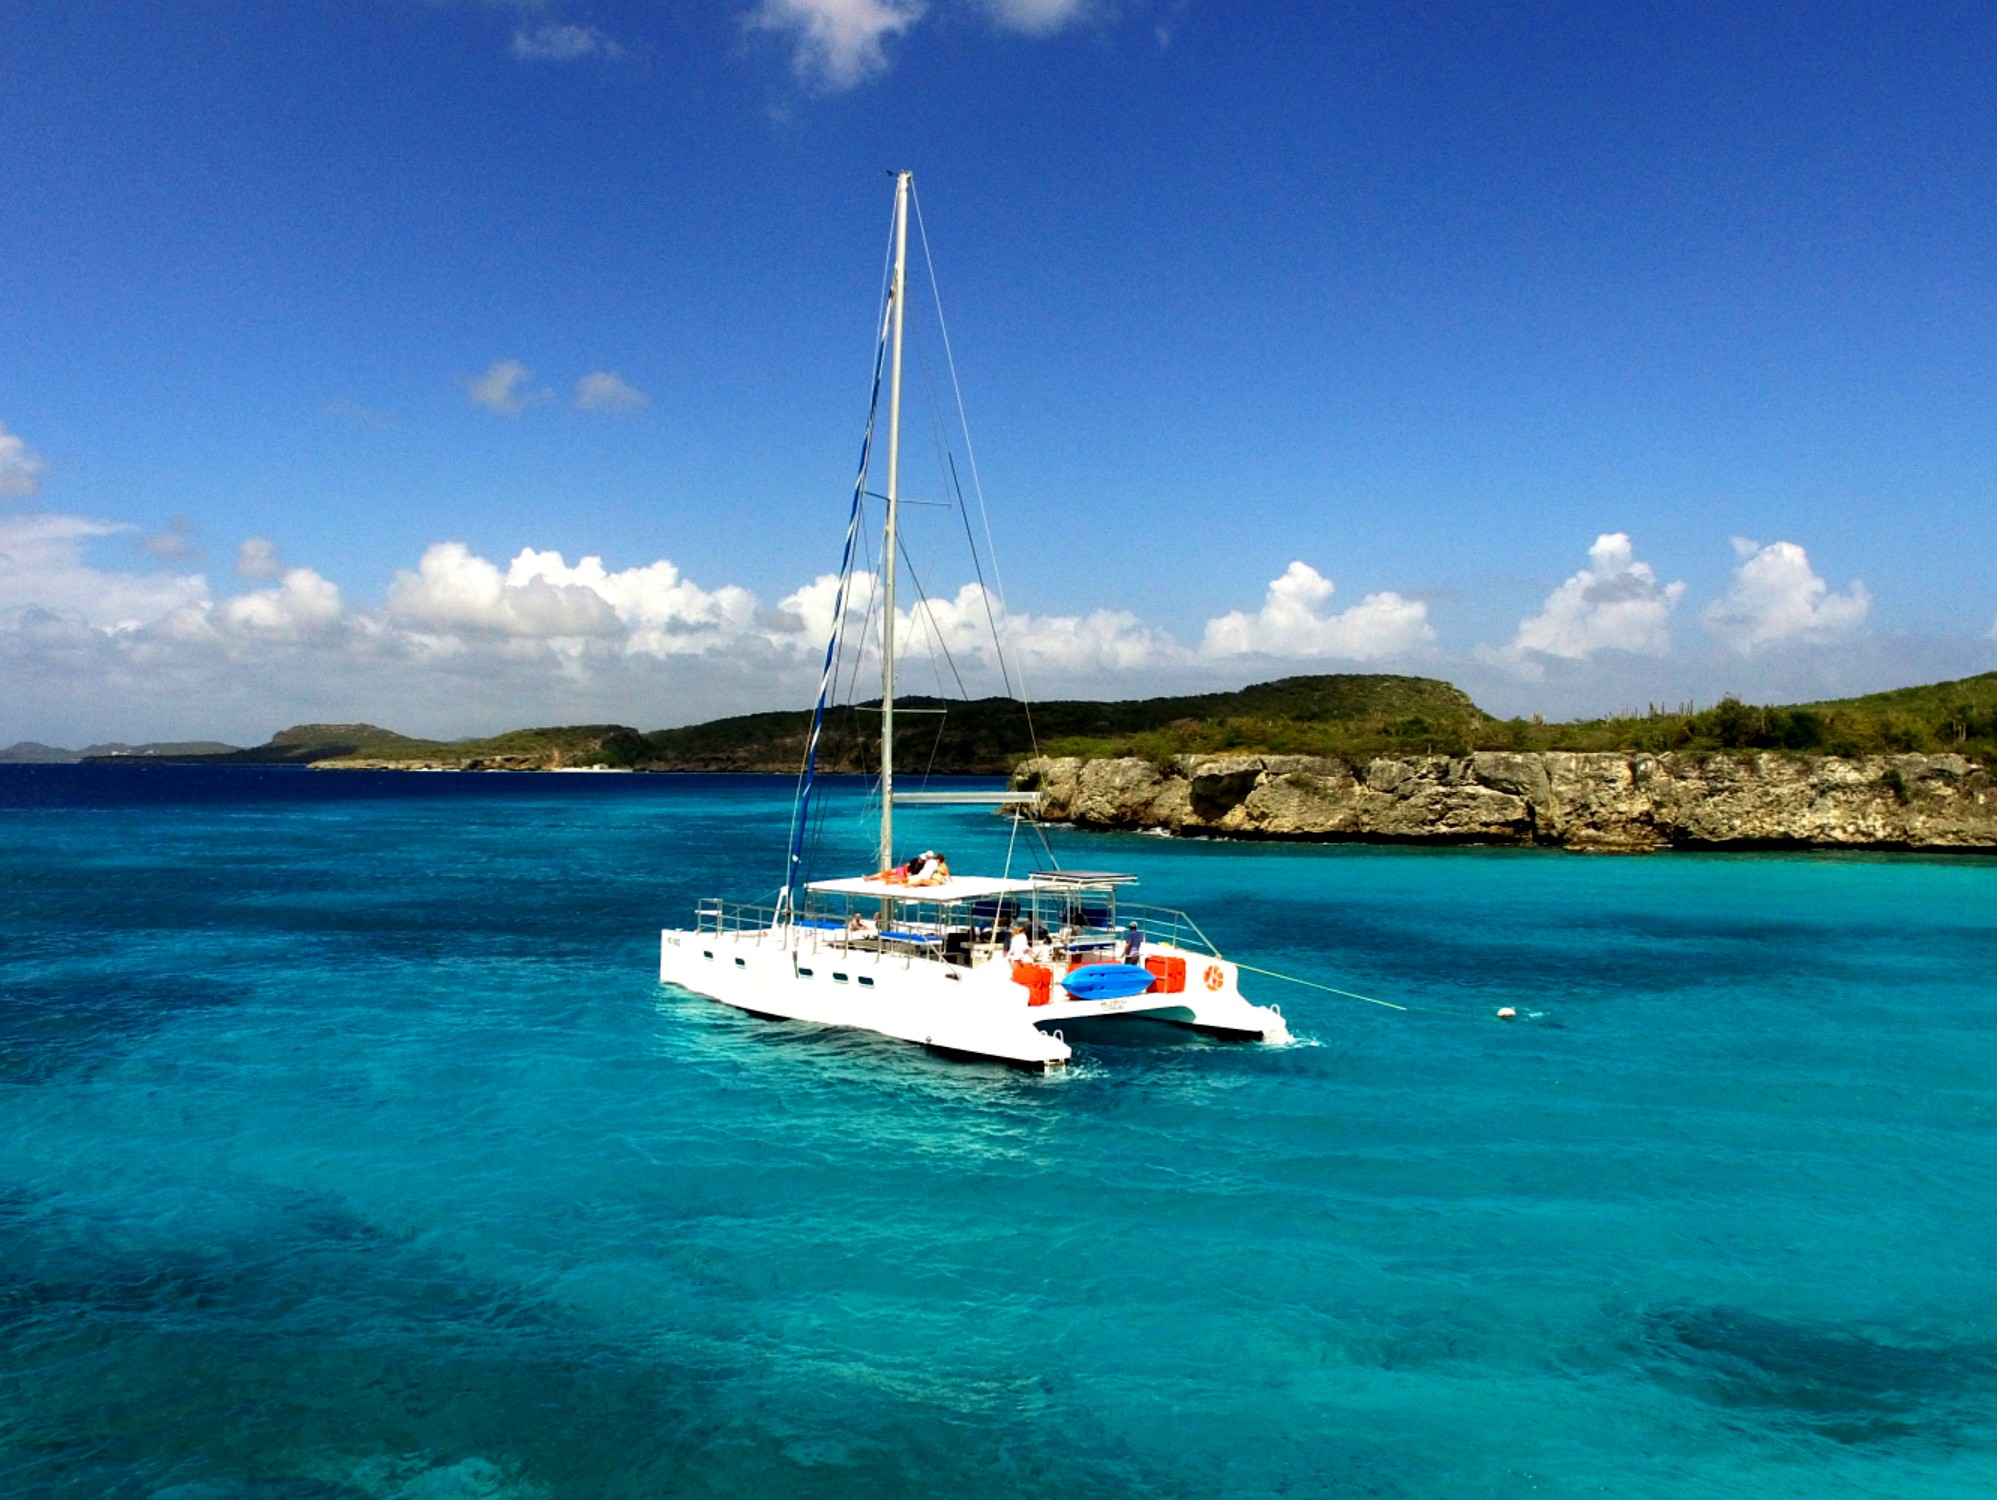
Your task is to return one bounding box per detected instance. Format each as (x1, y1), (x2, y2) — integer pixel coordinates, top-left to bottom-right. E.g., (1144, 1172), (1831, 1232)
(0, 513), (209, 631)
(747, 0), (1111, 87)
(977, 0), (1097, 34)
(769, 572), (1178, 683)
(749, 0), (925, 90)
(511, 24), (625, 61)
(217, 569), (344, 636)
(0, 512), (341, 656)
(142, 514), (200, 561)
(381, 543), (771, 657)
(237, 537), (284, 580)
(1199, 561), (1435, 661)
(1702, 538), (1870, 653)
(355, 551), (1421, 687)
(386, 542), (624, 641)
(899, 580), (1175, 675)
(0, 421), (47, 500)
(467, 359), (546, 416)
(1, 520), (795, 743)
(5, 508), (1989, 748)
(774, 570), (867, 644)
(573, 371), (649, 413)
(1007, 606), (1171, 673)
(1488, 533), (1685, 672)
(508, 547), (762, 654)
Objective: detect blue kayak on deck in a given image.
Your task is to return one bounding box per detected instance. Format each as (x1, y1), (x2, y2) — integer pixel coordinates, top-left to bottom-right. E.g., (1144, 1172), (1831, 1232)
(1059, 963), (1158, 1002)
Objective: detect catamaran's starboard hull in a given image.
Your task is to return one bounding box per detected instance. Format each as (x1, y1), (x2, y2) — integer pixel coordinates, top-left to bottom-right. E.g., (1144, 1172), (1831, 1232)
(658, 929), (1290, 1070)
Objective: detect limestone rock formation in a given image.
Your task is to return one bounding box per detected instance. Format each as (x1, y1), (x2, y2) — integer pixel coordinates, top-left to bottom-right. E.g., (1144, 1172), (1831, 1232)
(1012, 751), (1996, 852)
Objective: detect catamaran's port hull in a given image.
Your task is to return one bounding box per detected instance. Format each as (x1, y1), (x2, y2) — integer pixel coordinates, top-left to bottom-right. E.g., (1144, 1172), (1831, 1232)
(658, 929), (1290, 1070)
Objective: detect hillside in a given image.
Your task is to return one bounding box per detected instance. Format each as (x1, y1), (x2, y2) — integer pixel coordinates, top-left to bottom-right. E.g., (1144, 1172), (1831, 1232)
(1471, 671), (1997, 761)
(79, 723), (647, 770)
(1037, 671), (1997, 765)
(28, 669), (1997, 777)
(5, 739), (240, 763)
(635, 675), (1486, 774)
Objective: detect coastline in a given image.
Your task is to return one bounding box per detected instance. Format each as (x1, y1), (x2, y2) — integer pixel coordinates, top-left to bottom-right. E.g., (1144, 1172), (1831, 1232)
(26, 748), (1997, 855)
(1011, 750), (1997, 853)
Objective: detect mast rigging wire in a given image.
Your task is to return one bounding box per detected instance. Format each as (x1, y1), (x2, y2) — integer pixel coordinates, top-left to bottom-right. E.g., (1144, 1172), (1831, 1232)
(911, 184), (1041, 756)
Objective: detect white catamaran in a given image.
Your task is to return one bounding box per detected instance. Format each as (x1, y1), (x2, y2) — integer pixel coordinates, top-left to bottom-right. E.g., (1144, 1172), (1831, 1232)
(657, 171), (1291, 1070)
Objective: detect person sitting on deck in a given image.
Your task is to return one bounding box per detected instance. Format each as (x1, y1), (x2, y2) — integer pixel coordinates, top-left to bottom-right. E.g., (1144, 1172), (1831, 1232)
(1122, 922), (1144, 965)
(846, 912), (877, 938)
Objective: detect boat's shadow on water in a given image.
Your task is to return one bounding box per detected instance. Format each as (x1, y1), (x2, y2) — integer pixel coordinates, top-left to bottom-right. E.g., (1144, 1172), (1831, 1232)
(663, 978), (1262, 1070)
(653, 982), (1058, 1093)
(653, 983), (1275, 1089)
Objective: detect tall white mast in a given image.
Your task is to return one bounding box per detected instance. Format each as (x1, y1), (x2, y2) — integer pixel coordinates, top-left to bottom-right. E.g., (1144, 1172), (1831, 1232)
(880, 170), (910, 874)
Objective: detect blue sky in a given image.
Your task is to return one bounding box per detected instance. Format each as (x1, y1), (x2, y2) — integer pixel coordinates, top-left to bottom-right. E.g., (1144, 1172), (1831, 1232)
(3, 1), (1995, 743)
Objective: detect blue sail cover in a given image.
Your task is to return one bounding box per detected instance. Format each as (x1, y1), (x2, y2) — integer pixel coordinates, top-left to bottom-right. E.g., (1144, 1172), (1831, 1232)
(1059, 964), (1158, 1002)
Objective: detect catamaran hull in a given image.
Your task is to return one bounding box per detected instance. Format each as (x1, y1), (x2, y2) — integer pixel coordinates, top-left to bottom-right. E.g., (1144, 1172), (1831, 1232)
(659, 929), (1290, 1070)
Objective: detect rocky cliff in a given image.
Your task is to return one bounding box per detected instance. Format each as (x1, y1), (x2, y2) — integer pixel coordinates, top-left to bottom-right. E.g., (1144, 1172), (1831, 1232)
(1012, 751), (1997, 852)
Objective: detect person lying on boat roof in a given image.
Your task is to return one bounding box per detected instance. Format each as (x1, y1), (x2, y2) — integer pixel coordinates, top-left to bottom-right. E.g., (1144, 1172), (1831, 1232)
(864, 850), (951, 887)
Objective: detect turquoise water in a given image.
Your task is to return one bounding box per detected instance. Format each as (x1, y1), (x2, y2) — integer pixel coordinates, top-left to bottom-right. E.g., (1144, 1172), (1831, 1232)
(3, 766), (1995, 1499)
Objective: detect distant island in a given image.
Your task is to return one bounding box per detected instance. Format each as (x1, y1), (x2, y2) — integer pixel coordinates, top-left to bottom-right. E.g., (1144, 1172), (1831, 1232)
(7, 672), (1995, 852)
(0, 739), (241, 764)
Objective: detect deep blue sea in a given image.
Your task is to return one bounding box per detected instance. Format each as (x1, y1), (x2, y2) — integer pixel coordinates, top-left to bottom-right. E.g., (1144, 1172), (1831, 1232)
(3, 766), (1995, 1499)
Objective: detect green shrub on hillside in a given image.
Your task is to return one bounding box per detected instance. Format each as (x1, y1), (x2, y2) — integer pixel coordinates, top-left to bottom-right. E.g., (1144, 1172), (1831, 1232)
(1039, 673), (1997, 766)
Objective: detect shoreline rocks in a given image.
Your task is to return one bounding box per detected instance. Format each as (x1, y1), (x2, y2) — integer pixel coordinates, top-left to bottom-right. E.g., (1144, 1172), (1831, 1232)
(1011, 751), (1997, 852)
(312, 754), (611, 772)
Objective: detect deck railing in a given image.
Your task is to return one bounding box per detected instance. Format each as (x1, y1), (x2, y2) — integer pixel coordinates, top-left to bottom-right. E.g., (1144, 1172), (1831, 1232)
(691, 896), (1223, 960)
(1088, 903), (1222, 958)
(694, 898), (783, 937)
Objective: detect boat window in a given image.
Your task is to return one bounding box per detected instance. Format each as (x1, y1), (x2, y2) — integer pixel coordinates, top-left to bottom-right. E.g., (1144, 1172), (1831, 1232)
(702, 950), (713, 960)
(734, 957), (747, 967)
(858, 975), (875, 987)
(832, 972), (849, 983)
(798, 967), (814, 978)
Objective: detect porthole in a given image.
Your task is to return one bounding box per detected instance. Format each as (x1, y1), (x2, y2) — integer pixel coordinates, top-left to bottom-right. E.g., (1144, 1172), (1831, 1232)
(734, 957), (747, 968)
(798, 967), (814, 978)
(832, 972), (849, 983)
(858, 975), (875, 988)
(702, 950), (714, 960)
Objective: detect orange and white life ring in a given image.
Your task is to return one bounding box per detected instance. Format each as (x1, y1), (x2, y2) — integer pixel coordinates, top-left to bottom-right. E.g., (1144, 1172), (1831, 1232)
(1203, 964), (1225, 991)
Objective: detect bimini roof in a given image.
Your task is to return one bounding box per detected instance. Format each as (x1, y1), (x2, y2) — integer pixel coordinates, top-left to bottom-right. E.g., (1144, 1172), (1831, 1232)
(805, 874), (1039, 902)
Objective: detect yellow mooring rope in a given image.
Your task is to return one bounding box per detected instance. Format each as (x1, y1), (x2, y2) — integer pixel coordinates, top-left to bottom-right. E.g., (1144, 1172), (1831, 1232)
(1230, 961), (1408, 1012)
